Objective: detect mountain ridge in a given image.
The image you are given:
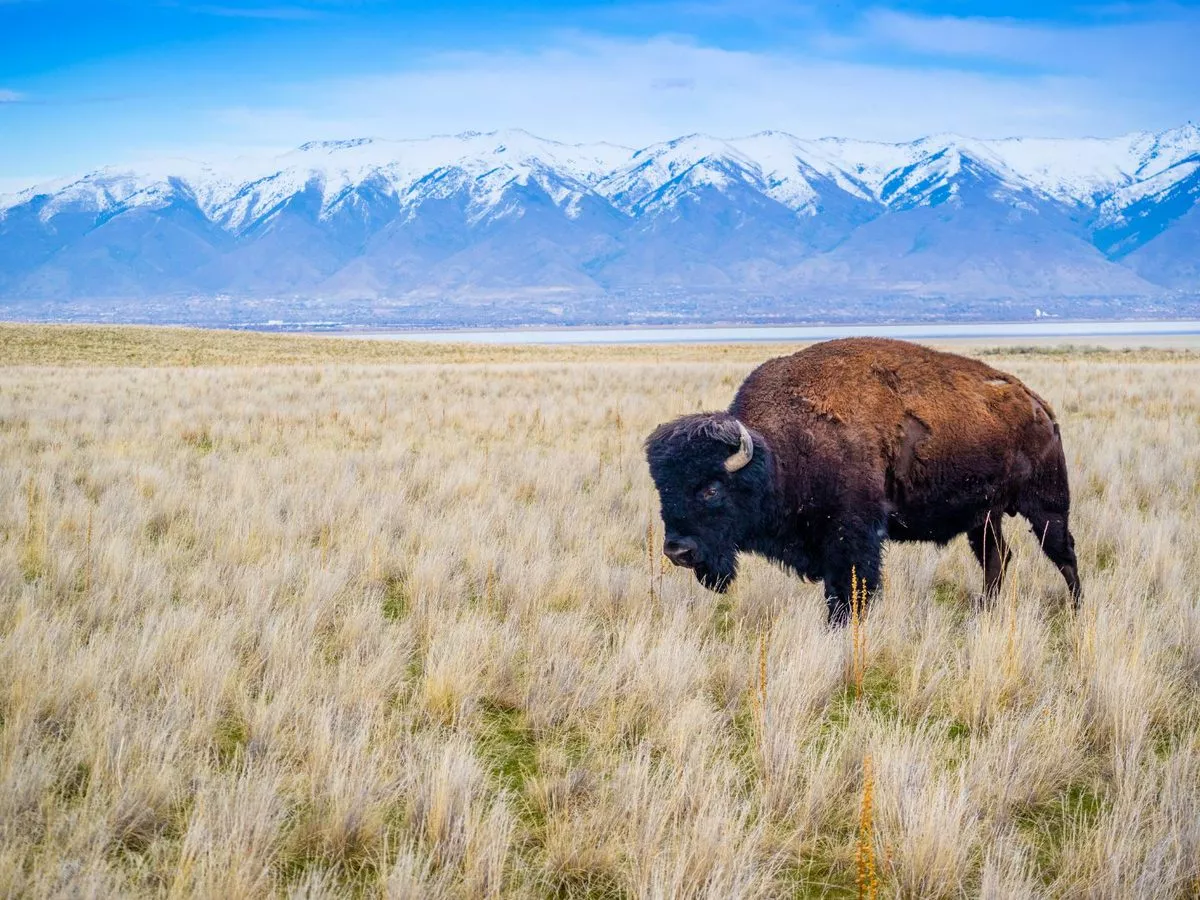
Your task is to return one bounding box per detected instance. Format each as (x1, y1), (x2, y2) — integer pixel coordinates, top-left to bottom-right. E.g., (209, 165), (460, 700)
(2, 125), (1198, 325)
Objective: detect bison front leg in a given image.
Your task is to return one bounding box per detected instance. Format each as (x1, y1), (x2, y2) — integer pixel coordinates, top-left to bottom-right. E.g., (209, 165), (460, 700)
(821, 525), (884, 627)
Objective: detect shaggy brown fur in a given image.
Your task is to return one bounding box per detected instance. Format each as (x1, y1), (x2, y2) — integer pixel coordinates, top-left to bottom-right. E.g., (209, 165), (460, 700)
(646, 337), (1081, 624)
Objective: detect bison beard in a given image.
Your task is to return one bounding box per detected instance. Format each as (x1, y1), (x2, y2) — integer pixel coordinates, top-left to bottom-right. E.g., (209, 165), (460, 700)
(690, 552), (739, 593)
(645, 338), (1083, 626)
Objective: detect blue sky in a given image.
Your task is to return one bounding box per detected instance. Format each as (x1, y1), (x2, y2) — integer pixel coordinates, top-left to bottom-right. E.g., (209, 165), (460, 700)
(1, 1), (1198, 189)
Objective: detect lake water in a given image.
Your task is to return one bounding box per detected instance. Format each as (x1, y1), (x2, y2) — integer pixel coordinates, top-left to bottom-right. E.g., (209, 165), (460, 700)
(337, 320), (1200, 345)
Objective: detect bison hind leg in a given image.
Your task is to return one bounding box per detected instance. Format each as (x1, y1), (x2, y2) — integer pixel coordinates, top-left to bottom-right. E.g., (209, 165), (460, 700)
(968, 512), (1011, 604)
(1020, 502), (1083, 609)
(1018, 434), (1083, 609)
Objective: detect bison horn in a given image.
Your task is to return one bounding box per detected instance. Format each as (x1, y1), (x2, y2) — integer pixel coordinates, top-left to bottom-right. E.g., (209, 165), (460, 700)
(724, 421), (754, 472)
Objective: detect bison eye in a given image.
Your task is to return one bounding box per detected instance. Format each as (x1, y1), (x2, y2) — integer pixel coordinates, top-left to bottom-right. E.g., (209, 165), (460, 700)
(699, 482), (724, 505)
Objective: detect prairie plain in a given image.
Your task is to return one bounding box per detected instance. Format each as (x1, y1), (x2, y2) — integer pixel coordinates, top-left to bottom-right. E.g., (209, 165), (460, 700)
(1, 326), (1198, 898)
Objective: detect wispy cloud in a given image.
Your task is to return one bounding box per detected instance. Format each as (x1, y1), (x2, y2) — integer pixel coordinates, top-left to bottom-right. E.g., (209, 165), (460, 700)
(0, 175), (47, 195)
(650, 76), (696, 91)
(592, 0), (818, 27)
(3, 2), (1197, 181)
(0, 90), (147, 106)
(854, 7), (1200, 79)
(206, 30), (1182, 147)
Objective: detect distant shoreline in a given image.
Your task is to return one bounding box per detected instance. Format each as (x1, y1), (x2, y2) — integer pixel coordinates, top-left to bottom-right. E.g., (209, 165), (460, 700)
(308, 319), (1200, 346)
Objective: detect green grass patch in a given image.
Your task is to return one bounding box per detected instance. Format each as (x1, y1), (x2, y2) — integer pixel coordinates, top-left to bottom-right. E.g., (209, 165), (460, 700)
(274, 803), (325, 888)
(711, 594), (736, 639)
(20, 539), (47, 582)
(381, 574), (410, 621)
(979, 344), (1195, 362)
(544, 869), (628, 900)
(55, 760), (91, 803)
(932, 578), (970, 610)
(1016, 781), (1106, 884)
(144, 512), (174, 545)
(828, 669), (902, 726)
(212, 711), (250, 768)
(780, 849), (859, 899)
(728, 703), (759, 780)
(477, 701), (540, 820)
(946, 719), (972, 743)
(932, 578), (974, 627)
(274, 800), (392, 897)
(982, 344), (1110, 358)
(181, 426), (214, 454)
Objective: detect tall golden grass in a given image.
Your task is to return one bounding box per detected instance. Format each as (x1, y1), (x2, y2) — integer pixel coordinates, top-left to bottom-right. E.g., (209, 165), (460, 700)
(1, 328), (1197, 898)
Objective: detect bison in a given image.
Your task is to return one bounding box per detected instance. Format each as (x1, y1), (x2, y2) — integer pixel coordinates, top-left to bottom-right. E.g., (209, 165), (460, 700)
(646, 338), (1081, 624)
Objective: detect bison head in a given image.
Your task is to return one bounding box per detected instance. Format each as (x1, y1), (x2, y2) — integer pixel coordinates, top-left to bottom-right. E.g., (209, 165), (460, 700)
(645, 412), (769, 593)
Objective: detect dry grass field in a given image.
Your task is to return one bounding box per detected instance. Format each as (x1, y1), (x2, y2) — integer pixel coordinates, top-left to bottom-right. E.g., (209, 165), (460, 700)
(1, 325), (1198, 899)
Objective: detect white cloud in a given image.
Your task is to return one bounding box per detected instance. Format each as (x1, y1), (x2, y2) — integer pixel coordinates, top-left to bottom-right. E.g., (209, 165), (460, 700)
(858, 7), (1200, 81)
(0, 175), (45, 194)
(205, 32), (1181, 147)
(4, 6), (1197, 182)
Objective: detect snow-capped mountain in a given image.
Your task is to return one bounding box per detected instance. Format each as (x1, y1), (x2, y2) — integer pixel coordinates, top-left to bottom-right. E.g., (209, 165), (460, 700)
(2, 125), (1197, 325)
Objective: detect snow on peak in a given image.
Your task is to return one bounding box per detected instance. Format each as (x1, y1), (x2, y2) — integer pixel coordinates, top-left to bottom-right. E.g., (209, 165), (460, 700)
(297, 138), (377, 152)
(597, 134), (764, 214)
(3, 124), (1198, 226)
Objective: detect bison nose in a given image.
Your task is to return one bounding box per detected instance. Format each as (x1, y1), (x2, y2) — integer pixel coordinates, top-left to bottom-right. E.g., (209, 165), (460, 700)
(664, 537), (699, 568)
